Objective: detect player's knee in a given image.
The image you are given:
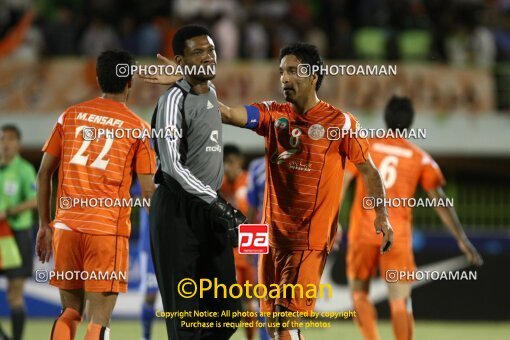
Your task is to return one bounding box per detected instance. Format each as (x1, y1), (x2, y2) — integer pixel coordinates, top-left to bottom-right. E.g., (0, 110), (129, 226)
(387, 282), (411, 300)
(349, 278), (370, 293)
(61, 307), (82, 322)
(85, 292), (117, 326)
(86, 305), (114, 327)
(389, 298), (407, 313)
(86, 314), (111, 328)
(60, 290), (85, 315)
(63, 301), (84, 316)
(352, 290), (369, 303)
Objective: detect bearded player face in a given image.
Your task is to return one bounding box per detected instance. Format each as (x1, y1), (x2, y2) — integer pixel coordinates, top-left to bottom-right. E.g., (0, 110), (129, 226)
(279, 54), (317, 104)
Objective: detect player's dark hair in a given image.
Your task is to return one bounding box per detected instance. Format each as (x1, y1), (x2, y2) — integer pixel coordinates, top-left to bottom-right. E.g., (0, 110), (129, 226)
(384, 96), (414, 131)
(223, 144), (242, 160)
(280, 42), (324, 91)
(96, 50), (135, 94)
(173, 25), (212, 56)
(1, 124), (21, 140)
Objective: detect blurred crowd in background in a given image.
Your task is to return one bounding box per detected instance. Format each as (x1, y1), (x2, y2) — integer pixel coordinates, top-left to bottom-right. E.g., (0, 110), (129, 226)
(2, 0), (510, 66)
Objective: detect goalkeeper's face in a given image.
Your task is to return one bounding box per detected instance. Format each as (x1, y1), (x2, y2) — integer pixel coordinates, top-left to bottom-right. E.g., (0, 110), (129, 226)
(279, 55), (316, 104)
(179, 35), (217, 81)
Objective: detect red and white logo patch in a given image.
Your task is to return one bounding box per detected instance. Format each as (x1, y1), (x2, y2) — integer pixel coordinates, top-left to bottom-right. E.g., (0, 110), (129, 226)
(238, 224), (269, 254)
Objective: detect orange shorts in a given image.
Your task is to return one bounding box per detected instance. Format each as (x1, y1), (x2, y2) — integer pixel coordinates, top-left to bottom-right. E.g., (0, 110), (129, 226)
(346, 241), (416, 282)
(259, 248), (328, 313)
(51, 229), (129, 293)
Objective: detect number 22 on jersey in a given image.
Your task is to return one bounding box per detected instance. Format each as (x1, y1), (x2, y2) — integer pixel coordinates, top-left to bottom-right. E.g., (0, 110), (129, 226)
(69, 126), (112, 170)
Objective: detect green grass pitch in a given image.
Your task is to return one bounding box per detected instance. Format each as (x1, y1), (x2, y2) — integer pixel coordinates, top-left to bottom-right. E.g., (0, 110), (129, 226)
(1, 319), (509, 339)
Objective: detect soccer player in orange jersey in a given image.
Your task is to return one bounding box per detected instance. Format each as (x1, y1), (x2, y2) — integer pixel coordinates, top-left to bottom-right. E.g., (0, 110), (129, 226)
(220, 144), (257, 340)
(35, 50), (157, 340)
(340, 96), (483, 340)
(219, 43), (394, 340)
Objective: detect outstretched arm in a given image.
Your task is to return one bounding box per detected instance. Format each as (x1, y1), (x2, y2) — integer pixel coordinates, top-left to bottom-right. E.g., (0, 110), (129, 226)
(356, 157), (394, 254)
(140, 54), (250, 128)
(426, 187), (483, 266)
(218, 101), (248, 127)
(138, 54), (182, 85)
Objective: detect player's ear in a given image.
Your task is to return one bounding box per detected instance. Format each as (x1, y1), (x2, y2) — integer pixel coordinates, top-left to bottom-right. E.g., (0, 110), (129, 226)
(175, 55), (184, 66)
(127, 78), (132, 89)
(310, 73), (318, 89)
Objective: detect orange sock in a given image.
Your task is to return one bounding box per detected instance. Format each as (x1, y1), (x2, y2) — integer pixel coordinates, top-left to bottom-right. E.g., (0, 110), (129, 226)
(352, 291), (380, 340)
(389, 298), (414, 340)
(50, 307), (81, 340)
(274, 329), (304, 340)
(84, 323), (110, 340)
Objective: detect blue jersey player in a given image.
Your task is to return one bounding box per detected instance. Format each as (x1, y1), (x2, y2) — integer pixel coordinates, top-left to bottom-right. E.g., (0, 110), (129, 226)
(132, 181), (159, 340)
(246, 157), (270, 340)
(246, 157), (266, 225)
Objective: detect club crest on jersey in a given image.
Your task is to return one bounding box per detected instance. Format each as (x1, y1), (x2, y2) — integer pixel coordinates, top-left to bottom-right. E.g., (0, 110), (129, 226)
(308, 124), (325, 140)
(270, 126), (303, 165)
(274, 117), (289, 129)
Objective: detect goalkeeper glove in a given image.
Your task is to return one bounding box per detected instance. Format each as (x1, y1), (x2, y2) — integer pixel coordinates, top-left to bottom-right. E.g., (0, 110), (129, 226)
(208, 195), (247, 247)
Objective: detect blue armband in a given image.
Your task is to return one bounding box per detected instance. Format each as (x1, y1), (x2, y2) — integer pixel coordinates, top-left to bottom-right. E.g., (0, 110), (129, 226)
(244, 105), (260, 129)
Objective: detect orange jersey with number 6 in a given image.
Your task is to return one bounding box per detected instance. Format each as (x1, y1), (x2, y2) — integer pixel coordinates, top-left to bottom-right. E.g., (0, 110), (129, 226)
(346, 137), (445, 245)
(42, 97), (156, 237)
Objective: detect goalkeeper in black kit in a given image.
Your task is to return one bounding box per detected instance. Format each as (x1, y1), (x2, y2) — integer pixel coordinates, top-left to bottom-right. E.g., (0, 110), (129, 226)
(149, 25), (244, 339)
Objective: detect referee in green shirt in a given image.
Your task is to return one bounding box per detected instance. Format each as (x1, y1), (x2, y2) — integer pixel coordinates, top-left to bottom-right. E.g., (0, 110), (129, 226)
(0, 125), (37, 340)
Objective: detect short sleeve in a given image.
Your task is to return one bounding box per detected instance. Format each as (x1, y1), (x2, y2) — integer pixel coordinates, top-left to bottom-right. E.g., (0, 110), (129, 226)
(42, 112), (65, 158)
(245, 101), (274, 137)
(339, 112), (370, 165)
(134, 129), (157, 175)
(420, 154), (446, 191)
